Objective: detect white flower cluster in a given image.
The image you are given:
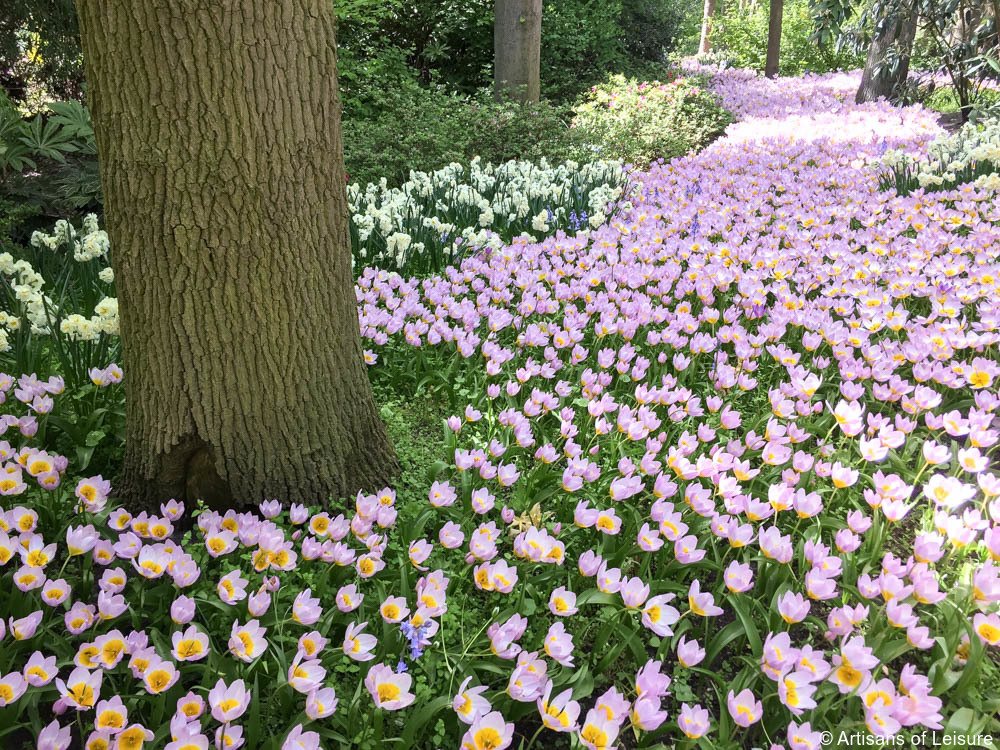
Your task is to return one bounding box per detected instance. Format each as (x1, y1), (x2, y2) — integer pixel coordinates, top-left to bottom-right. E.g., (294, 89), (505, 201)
(1, 216), (119, 350)
(882, 116), (1000, 192)
(59, 301), (119, 341)
(0, 252), (55, 344)
(347, 156), (632, 272)
(30, 213), (111, 262)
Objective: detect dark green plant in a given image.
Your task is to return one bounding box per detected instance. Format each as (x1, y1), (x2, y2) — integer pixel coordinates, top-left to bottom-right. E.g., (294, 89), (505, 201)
(0, 98), (101, 226)
(0, 0), (84, 107)
(343, 87), (588, 187)
(570, 73), (734, 167)
(622, 0), (697, 61)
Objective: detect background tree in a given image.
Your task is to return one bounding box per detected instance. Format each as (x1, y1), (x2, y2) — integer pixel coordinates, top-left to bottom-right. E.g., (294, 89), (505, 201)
(0, 0), (83, 105)
(699, 0), (717, 53)
(73, 0), (400, 510)
(494, 0), (542, 102)
(855, 0), (918, 103)
(765, 0), (784, 76)
(814, 0), (999, 118)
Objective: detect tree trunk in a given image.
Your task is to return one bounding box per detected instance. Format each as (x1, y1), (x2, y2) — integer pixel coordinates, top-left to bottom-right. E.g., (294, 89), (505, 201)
(494, 0), (542, 103)
(73, 0), (400, 511)
(699, 0), (718, 54)
(855, 0), (919, 104)
(994, 0), (1000, 52)
(765, 0), (783, 78)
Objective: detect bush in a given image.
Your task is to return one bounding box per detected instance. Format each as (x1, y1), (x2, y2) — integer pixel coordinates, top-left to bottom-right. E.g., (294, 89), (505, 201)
(540, 0), (630, 101)
(0, 0), (85, 108)
(344, 68), (733, 197)
(921, 85), (1000, 118)
(570, 73), (734, 167)
(709, 0), (863, 76)
(342, 87), (588, 188)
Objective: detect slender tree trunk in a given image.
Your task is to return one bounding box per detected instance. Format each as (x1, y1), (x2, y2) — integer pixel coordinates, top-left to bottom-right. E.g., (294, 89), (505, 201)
(855, 0), (919, 103)
(765, 0), (784, 78)
(699, 0), (718, 54)
(994, 0), (1000, 52)
(74, 0), (400, 510)
(494, 0), (542, 103)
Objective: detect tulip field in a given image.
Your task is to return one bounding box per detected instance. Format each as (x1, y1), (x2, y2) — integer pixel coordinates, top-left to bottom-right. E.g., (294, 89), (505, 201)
(3, 64), (1000, 750)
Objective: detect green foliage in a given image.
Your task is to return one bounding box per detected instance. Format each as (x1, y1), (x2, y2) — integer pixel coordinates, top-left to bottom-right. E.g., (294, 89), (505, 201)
(623, 0), (697, 61)
(0, 98), (101, 230)
(921, 85), (1000, 117)
(343, 86), (588, 188)
(0, 197), (40, 246)
(540, 0), (630, 100)
(0, 0), (84, 107)
(570, 73), (734, 167)
(336, 0), (493, 96)
(336, 0), (700, 105)
(710, 0), (864, 75)
(338, 45), (427, 122)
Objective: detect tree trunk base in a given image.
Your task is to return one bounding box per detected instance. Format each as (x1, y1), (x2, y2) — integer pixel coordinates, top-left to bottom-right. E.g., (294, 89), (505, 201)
(115, 430), (400, 514)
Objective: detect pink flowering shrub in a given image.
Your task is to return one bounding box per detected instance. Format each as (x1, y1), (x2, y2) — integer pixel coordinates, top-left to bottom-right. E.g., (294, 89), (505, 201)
(2, 67), (1000, 749)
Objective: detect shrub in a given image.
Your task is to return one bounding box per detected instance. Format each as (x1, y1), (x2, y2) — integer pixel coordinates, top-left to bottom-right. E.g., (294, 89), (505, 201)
(342, 89), (588, 189)
(922, 85), (1000, 118)
(540, 0), (630, 101)
(0, 0), (85, 107)
(622, 0), (699, 62)
(570, 73), (733, 167)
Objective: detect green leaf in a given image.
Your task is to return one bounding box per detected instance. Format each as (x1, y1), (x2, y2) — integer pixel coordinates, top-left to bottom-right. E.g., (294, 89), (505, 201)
(948, 618), (985, 703)
(705, 620), (747, 665)
(577, 590), (618, 607)
(249, 673), (261, 747)
(426, 459), (449, 484)
(398, 695), (452, 747)
(728, 593), (763, 658)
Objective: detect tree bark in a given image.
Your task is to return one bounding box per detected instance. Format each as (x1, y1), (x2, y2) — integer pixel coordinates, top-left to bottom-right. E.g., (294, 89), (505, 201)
(73, 0), (400, 511)
(855, 0), (919, 104)
(994, 0), (1000, 53)
(494, 0), (542, 103)
(765, 0), (784, 78)
(699, 0), (718, 55)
